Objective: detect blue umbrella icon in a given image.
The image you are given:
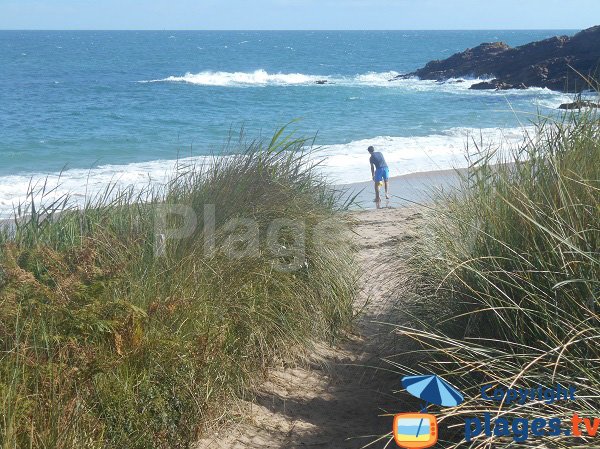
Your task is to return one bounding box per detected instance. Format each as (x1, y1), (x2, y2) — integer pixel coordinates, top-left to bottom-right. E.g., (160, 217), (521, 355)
(401, 375), (464, 438)
(402, 374), (464, 408)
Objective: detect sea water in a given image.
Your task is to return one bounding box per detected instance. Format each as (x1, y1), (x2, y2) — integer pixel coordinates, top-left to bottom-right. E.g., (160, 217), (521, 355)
(0, 30), (576, 216)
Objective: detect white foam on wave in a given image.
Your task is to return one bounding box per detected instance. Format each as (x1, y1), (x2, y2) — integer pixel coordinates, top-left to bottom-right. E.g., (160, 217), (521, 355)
(141, 70), (420, 88)
(139, 70), (425, 88)
(352, 71), (402, 86)
(0, 156), (210, 219)
(141, 70), (324, 87)
(139, 70), (575, 106)
(0, 126), (533, 218)
(321, 126), (533, 184)
(384, 79), (576, 102)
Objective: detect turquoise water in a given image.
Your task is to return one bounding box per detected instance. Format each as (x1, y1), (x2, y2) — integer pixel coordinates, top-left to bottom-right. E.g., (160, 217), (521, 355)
(0, 30), (576, 215)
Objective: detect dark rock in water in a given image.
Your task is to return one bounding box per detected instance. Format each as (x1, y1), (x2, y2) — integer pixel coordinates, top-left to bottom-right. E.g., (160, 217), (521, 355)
(315, 80), (329, 85)
(388, 73), (412, 81)
(470, 80), (525, 90)
(470, 80), (499, 90)
(559, 100), (600, 109)
(394, 25), (600, 92)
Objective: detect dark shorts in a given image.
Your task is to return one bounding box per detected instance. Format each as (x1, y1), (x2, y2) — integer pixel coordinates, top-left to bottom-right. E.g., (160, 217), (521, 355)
(374, 167), (389, 182)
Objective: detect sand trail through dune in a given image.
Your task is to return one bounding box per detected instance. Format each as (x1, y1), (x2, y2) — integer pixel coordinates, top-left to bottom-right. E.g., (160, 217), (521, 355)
(197, 206), (424, 449)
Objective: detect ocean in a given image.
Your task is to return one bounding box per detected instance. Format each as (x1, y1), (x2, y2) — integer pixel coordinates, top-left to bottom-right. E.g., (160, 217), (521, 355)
(0, 30), (576, 217)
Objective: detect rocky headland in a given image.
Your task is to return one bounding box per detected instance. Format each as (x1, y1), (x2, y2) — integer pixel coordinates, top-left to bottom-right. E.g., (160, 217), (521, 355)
(392, 25), (600, 92)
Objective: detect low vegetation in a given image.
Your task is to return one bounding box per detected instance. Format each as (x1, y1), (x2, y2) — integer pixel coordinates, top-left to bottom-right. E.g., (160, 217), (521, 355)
(0, 130), (357, 448)
(393, 109), (599, 447)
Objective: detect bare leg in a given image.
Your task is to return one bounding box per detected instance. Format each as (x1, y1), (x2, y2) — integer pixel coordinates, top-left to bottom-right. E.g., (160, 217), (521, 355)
(384, 180), (390, 199)
(374, 180), (381, 202)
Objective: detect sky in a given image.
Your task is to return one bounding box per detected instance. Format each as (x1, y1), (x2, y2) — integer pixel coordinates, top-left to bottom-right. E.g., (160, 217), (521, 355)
(1, 0), (599, 30)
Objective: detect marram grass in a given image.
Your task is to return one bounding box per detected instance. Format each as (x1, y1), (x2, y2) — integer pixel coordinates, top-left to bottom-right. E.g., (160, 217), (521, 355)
(0, 130), (357, 449)
(390, 109), (599, 448)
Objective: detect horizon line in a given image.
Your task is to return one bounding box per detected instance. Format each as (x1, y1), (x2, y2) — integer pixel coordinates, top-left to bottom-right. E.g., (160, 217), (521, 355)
(0, 27), (584, 32)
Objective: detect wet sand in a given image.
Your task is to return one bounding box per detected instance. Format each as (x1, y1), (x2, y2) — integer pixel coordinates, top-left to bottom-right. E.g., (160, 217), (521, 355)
(337, 168), (462, 209)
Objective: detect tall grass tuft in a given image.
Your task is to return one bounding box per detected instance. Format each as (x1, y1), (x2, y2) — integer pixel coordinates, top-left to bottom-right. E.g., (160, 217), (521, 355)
(391, 109), (599, 447)
(0, 129), (357, 449)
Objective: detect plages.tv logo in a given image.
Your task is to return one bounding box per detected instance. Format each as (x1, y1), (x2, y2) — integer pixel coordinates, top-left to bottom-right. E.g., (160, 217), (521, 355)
(393, 375), (464, 449)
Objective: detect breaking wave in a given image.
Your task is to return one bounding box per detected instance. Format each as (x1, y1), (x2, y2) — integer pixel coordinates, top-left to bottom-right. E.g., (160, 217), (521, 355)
(139, 70), (574, 105)
(0, 126), (534, 218)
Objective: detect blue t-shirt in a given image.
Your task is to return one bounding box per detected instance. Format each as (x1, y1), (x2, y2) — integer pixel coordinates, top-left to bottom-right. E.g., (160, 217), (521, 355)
(369, 152), (388, 169)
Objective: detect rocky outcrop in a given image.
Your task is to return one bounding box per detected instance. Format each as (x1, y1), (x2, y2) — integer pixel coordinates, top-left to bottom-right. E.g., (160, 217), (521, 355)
(559, 100), (600, 109)
(392, 26), (600, 92)
(470, 80), (528, 90)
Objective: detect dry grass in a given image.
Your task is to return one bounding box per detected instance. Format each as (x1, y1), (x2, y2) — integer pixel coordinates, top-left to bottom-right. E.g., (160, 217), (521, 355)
(389, 109), (600, 448)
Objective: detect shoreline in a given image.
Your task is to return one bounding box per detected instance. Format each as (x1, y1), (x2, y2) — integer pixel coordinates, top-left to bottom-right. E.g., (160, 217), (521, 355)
(0, 167), (463, 223)
(0, 123), (548, 217)
(337, 167), (463, 209)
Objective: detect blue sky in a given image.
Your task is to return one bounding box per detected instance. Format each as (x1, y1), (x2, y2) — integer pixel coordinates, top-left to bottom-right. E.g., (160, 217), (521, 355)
(1, 0), (599, 30)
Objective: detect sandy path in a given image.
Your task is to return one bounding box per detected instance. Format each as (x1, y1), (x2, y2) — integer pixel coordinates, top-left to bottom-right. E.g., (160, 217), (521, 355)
(197, 206), (424, 449)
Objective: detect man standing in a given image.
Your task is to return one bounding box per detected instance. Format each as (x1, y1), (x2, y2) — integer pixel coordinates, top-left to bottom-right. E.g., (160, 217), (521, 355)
(368, 146), (390, 202)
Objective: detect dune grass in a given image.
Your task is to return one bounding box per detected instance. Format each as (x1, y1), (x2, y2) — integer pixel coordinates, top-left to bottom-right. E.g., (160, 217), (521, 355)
(0, 130), (357, 449)
(390, 109), (599, 447)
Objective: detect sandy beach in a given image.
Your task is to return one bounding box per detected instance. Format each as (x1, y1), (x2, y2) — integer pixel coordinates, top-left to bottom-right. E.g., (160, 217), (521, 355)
(339, 168), (461, 209)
